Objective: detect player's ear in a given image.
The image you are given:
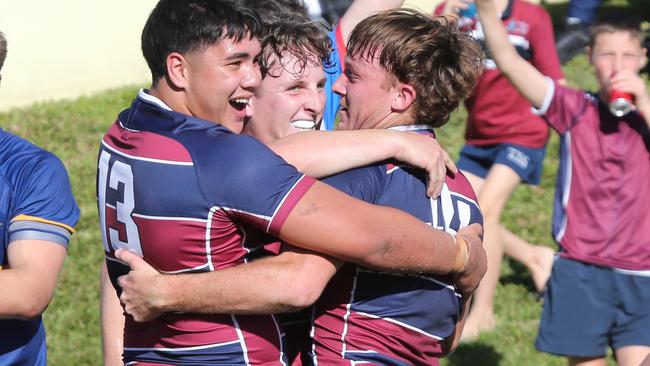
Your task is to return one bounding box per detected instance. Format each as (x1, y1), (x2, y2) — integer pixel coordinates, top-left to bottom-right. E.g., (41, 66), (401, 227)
(165, 52), (189, 90)
(586, 45), (594, 66)
(391, 82), (416, 112)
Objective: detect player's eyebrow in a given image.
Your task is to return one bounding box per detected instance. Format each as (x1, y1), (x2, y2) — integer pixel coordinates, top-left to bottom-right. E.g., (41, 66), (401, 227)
(225, 52), (253, 61)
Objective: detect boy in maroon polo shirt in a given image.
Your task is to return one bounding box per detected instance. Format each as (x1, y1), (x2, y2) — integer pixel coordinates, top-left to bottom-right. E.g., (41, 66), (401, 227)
(477, 1), (650, 365)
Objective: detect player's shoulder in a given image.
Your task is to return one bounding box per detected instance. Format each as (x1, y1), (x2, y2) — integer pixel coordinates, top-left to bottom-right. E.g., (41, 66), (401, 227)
(0, 130), (67, 182)
(446, 170), (479, 202)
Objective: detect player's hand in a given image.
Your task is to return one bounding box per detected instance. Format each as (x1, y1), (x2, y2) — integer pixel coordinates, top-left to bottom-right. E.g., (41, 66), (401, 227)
(439, 0), (474, 17)
(452, 223), (486, 297)
(115, 249), (166, 322)
(394, 132), (457, 198)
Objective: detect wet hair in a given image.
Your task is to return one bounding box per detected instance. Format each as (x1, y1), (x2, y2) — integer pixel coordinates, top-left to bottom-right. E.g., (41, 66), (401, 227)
(141, 0), (262, 83)
(347, 9), (483, 127)
(259, 19), (332, 79)
(589, 11), (644, 48)
(244, 0), (310, 27)
(0, 31), (7, 72)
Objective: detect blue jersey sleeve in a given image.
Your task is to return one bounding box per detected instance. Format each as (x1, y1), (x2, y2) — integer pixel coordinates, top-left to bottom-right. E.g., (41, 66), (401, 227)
(322, 165), (384, 204)
(193, 133), (316, 236)
(0, 176), (12, 265)
(9, 151), (80, 246)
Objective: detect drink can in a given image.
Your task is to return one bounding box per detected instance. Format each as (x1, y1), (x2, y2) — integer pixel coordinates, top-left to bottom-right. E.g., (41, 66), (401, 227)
(609, 89), (633, 117)
(459, 2), (477, 19)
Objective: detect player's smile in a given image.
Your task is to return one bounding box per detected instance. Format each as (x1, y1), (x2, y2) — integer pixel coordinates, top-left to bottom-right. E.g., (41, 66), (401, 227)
(243, 52), (325, 144)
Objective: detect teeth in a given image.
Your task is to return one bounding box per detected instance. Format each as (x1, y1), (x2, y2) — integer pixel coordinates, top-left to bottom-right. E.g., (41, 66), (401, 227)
(231, 98), (249, 105)
(291, 120), (315, 130)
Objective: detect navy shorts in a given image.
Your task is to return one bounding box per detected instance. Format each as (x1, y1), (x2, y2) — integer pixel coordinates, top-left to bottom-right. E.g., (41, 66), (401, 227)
(536, 257), (650, 358)
(457, 143), (546, 185)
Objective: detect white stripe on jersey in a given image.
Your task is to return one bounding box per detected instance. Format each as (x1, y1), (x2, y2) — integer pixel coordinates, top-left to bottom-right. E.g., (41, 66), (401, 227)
(129, 211), (208, 223)
(341, 267), (360, 359)
(231, 315), (251, 366)
(555, 132), (572, 243)
(124, 339), (240, 352)
(351, 311), (444, 341)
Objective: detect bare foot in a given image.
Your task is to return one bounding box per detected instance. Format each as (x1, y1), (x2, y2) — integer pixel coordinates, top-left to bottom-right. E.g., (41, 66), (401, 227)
(530, 246), (555, 294)
(460, 311), (496, 342)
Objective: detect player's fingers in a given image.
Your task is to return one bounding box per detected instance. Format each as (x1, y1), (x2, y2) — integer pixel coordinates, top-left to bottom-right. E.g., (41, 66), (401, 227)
(117, 274), (128, 290)
(426, 158), (444, 197)
(443, 150), (458, 174)
(115, 249), (146, 270)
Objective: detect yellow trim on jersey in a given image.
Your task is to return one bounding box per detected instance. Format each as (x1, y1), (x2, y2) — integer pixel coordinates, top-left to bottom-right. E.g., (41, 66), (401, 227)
(11, 214), (75, 233)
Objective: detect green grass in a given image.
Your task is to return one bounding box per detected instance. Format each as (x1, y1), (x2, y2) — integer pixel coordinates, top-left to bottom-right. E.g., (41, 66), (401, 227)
(1, 2), (647, 364)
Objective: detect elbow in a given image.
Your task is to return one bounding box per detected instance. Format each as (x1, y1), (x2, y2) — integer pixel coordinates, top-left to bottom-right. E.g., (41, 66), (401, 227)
(290, 281), (323, 309)
(281, 272), (326, 310)
(15, 300), (49, 320)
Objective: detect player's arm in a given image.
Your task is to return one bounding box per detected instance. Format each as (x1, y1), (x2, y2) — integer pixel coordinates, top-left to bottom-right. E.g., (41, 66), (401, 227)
(435, 0), (474, 17)
(338, 0), (404, 45)
(475, 0), (549, 108)
(0, 239), (66, 319)
(100, 262), (125, 366)
(279, 181), (485, 282)
(268, 129), (456, 197)
(116, 247), (341, 322)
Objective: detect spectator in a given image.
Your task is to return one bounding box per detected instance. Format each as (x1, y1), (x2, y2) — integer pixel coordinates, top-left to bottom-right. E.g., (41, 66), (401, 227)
(477, 2), (650, 365)
(0, 30), (81, 366)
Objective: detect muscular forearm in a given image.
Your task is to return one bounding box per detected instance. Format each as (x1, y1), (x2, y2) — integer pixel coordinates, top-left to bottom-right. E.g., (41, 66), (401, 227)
(131, 251), (338, 316)
(269, 130), (400, 178)
(279, 182), (463, 275)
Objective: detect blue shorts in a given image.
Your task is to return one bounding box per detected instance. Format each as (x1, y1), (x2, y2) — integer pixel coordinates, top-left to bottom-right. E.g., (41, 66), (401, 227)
(457, 143), (546, 185)
(536, 257), (650, 358)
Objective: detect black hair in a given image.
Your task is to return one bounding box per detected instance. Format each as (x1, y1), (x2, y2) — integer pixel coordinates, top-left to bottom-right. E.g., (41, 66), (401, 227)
(142, 0), (262, 82)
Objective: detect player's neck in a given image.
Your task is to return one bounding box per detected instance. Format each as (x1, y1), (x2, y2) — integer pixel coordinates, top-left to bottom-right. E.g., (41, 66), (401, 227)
(377, 111), (416, 130)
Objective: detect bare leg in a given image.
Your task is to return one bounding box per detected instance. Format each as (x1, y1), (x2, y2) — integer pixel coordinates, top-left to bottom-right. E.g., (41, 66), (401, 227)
(615, 345), (650, 366)
(461, 165), (521, 340)
(640, 351), (650, 366)
(501, 228), (555, 293)
(568, 357), (607, 366)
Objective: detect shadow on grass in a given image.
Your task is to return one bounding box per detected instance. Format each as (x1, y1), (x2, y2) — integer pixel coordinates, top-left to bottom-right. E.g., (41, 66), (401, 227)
(500, 259), (537, 294)
(446, 342), (502, 366)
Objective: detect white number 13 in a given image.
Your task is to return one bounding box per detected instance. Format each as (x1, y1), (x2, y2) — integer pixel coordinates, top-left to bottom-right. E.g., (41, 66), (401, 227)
(98, 150), (143, 256)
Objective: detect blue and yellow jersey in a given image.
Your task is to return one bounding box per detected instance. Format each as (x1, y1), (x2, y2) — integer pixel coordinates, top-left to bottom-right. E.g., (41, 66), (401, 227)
(0, 128), (80, 366)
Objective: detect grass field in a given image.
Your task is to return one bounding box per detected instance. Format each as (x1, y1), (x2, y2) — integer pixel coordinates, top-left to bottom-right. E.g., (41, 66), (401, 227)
(1, 2), (648, 365)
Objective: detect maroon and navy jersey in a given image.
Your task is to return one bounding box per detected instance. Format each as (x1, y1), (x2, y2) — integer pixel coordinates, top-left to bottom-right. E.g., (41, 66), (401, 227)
(538, 81), (650, 270)
(308, 126), (483, 366)
(97, 90), (316, 365)
(435, 0), (563, 148)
